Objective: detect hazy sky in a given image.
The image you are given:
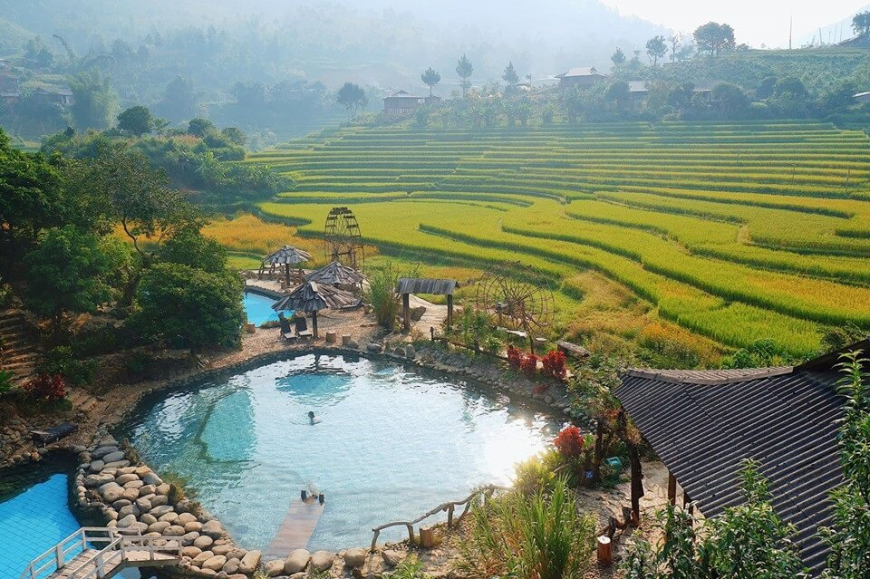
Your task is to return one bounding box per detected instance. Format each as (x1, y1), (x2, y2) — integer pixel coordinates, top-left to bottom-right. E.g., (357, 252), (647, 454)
(599, 0), (867, 47)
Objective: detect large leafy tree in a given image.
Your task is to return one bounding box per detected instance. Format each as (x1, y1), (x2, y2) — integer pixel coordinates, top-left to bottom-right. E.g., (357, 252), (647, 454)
(611, 47), (626, 68)
(852, 12), (870, 37)
(646, 35), (667, 66)
(69, 69), (119, 130)
(606, 80), (631, 113)
(820, 351), (870, 578)
(421, 67), (441, 97)
(156, 75), (200, 122)
(117, 105), (154, 137)
(130, 262), (244, 350)
(0, 129), (64, 259)
(456, 54), (474, 97)
(712, 82), (749, 117)
(23, 226), (128, 337)
(694, 22), (736, 57)
(336, 82), (368, 116)
(502, 61), (520, 87)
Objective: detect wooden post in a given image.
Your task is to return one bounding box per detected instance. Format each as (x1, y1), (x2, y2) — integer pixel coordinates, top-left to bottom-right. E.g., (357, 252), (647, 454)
(403, 293), (411, 332)
(447, 504), (454, 528)
(668, 472), (677, 505)
(628, 442), (643, 526)
(312, 311), (319, 339)
(447, 294), (454, 328)
(285, 263), (291, 287)
(405, 524), (416, 546)
(683, 489), (689, 508)
(597, 536), (612, 567)
(419, 526), (436, 548)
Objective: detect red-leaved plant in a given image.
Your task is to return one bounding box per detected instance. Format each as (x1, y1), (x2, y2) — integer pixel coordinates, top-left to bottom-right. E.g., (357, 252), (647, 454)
(553, 425), (584, 459)
(541, 350), (567, 380)
(507, 345), (523, 369)
(23, 374), (67, 403)
(521, 353), (539, 377)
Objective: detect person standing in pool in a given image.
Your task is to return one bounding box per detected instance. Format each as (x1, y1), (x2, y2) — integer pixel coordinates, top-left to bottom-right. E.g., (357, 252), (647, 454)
(308, 411), (321, 425)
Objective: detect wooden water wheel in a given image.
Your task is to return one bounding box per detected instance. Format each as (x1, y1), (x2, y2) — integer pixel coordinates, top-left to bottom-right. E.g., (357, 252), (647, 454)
(324, 207), (363, 268)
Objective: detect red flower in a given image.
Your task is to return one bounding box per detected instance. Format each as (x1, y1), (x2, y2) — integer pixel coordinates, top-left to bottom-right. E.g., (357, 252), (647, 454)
(521, 353), (539, 377)
(554, 425), (584, 459)
(541, 350), (567, 380)
(23, 374), (67, 403)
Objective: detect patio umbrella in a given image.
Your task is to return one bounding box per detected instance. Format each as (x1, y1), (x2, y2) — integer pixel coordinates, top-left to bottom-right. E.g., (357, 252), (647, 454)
(272, 281), (360, 339)
(263, 246), (312, 286)
(306, 260), (364, 289)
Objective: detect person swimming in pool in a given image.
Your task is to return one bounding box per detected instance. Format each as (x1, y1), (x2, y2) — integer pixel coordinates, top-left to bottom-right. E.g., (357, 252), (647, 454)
(308, 411), (321, 425)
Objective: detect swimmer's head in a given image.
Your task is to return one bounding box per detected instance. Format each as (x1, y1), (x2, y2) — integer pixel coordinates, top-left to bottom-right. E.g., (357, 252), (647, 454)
(308, 411), (315, 419)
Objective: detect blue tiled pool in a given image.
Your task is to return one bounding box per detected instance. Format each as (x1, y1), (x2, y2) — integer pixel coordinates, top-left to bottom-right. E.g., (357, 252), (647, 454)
(243, 291), (284, 326)
(0, 471), (81, 579)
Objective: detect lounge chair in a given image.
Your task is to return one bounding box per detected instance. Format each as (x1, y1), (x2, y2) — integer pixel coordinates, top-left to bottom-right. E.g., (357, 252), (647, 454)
(294, 316), (314, 339)
(278, 314), (297, 341)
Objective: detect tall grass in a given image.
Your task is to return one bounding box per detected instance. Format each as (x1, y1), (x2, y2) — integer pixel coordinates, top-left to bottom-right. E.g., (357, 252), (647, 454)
(458, 480), (595, 579)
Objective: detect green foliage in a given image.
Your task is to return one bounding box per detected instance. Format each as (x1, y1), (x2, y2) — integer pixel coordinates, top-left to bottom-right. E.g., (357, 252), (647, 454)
(37, 346), (98, 387)
(117, 106), (155, 136)
(363, 260), (418, 330)
(160, 227), (228, 274)
(385, 556), (427, 579)
(694, 22), (736, 57)
(820, 351), (870, 578)
(69, 69), (119, 130)
(421, 67), (441, 96)
(513, 452), (559, 495)
(459, 479), (595, 579)
(456, 54), (474, 97)
(611, 47), (626, 68)
(337, 83), (368, 115)
(455, 308), (499, 354)
(503, 61), (520, 87)
(721, 339), (794, 369)
(23, 226), (124, 334)
(129, 262), (244, 350)
(646, 36), (667, 66)
(821, 324), (867, 354)
(0, 370), (14, 395)
(852, 12), (870, 37)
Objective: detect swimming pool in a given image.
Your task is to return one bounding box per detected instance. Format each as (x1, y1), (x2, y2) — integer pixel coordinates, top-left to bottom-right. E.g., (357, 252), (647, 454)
(122, 354), (559, 551)
(243, 291), (282, 326)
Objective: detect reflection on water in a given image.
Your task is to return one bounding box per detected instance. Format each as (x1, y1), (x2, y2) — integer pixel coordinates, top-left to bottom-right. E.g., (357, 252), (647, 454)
(122, 354), (560, 551)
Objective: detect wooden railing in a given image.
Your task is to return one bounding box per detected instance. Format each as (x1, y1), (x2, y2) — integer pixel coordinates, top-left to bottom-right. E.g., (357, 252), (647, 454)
(370, 485), (506, 551)
(18, 527), (182, 579)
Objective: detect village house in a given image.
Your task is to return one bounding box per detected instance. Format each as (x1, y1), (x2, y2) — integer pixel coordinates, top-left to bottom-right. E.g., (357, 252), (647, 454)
(853, 91), (870, 104)
(0, 76), (20, 105)
(555, 66), (608, 89)
(32, 86), (74, 106)
(382, 90), (440, 114)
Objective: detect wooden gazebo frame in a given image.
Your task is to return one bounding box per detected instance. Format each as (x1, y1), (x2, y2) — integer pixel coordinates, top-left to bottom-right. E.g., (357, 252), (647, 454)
(395, 278), (460, 332)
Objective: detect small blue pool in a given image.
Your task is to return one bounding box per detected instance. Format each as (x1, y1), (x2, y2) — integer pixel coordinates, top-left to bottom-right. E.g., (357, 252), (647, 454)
(244, 292), (285, 326)
(0, 468), (81, 578)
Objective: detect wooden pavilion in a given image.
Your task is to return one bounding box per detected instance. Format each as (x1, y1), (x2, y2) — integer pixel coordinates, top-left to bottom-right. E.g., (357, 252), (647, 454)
(260, 246), (312, 286)
(395, 278), (460, 332)
(272, 281), (360, 339)
(613, 341), (869, 575)
(306, 260), (364, 291)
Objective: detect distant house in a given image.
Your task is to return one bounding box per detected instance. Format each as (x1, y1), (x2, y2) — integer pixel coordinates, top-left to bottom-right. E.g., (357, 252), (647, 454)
(853, 91), (870, 104)
(0, 75), (20, 105)
(555, 67), (608, 89)
(32, 86), (74, 106)
(382, 90), (441, 114)
(628, 81), (649, 110)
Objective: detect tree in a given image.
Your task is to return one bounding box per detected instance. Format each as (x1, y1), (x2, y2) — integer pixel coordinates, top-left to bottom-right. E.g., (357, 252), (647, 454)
(456, 54), (474, 97)
(646, 35), (667, 66)
(774, 77), (808, 99)
(820, 351), (870, 578)
(694, 22), (736, 57)
(606, 81), (631, 113)
(221, 127), (247, 147)
(712, 82), (749, 117)
(23, 226), (126, 337)
(159, 226), (228, 275)
(852, 12), (870, 37)
(187, 117), (216, 137)
(69, 69), (119, 130)
(611, 47), (626, 68)
(421, 67), (441, 97)
(157, 75), (200, 122)
(130, 262), (244, 350)
(756, 76), (778, 99)
(336, 82), (368, 116)
(669, 35), (681, 62)
(502, 61), (520, 87)
(117, 105), (154, 137)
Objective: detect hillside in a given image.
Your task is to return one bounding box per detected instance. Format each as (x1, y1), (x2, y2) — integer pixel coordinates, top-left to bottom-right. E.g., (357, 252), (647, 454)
(247, 121), (870, 363)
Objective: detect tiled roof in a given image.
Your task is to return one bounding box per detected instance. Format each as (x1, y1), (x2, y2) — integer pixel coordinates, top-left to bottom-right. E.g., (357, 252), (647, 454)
(617, 361), (850, 575)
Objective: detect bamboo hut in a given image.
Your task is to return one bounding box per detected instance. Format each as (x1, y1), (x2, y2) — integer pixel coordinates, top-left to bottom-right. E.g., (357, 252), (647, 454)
(272, 281), (360, 339)
(306, 260), (364, 291)
(261, 246), (312, 286)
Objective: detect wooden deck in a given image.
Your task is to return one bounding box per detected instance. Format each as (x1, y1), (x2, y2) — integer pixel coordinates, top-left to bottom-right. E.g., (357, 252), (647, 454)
(45, 549), (178, 579)
(266, 498), (326, 556)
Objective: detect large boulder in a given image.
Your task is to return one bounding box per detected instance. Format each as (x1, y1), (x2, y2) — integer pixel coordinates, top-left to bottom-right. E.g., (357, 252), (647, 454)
(344, 548), (367, 569)
(149, 505), (174, 517)
(264, 559), (285, 577)
(284, 549), (310, 574)
(223, 558), (240, 574)
(177, 512), (197, 525)
(158, 512), (179, 524)
(84, 474), (114, 488)
(92, 446), (120, 460)
(147, 521), (171, 534)
(192, 551), (214, 566)
(101, 451), (126, 464)
(116, 514), (137, 528)
(181, 532), (200, 546)
(202, 520), (224, 538)
(88, 460), (105, 473)
(142, 472), (163, 486)
(194, 535), (214, 550)
(202, 555), (227, 571)
(116, 474), (139, 485)
(238, 550), (261, 574)
(182, 546), (202, 559)
(382, 550), (406, 568)
(311, 551), (335, 572)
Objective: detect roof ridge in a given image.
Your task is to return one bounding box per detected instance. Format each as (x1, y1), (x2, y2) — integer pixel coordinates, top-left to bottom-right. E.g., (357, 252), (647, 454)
(623, 366), (794, 386)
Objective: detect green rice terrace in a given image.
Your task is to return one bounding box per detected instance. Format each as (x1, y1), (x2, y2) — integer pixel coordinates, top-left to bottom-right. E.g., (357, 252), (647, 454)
(248, 121), (870, 360)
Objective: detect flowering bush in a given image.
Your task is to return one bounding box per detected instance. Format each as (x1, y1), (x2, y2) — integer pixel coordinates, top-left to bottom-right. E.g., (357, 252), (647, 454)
(521, 353), (539, 377)
(541, 350), (567, 380)
(507, 345), (523, 369)
(554, 426), (585, 460)
(23, 374), (67, 403)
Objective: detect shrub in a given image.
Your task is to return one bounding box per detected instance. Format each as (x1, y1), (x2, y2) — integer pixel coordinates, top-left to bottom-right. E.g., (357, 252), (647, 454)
(38, 346), (97, 387)
(554, 426), (585, 460)
(514, 453), (557, 495)
(541, 350), (567, 380)
(0, 370), (14, 395)
(507, 345), (523, 369)
(521, 353), (539, 377)
(22, 374), (67, 403)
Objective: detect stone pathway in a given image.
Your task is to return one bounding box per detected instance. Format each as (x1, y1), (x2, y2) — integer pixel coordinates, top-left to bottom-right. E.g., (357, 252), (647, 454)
(0, 309), (38, 384)
(408, 295), (450, 336)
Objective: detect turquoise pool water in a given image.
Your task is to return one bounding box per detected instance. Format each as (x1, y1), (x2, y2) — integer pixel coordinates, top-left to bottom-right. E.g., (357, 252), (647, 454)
(243, 292), (282, 326)
(0, 467), (81, 579)
(123, 354), (559, 551)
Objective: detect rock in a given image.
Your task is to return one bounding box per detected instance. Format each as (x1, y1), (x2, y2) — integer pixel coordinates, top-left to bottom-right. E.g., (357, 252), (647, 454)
(84, 474), (114, 488)
(117, 466), (137, 475)
(140, 513), (157, 525)
(198, 569), (217, 577)
(158, 512), (179, 523)
(99, 481), (122, 495)
(284, 549), (310, 574)
(92, 446), (120, 459)
(150, 505), (174, 517)
(202, 520), (223, 538)
(203, 555), (227, 571)
(344, 548), (367, 569)
(185, 521), (203, 533)
(182, 546), (202, 559)
(182, 532), (200, 546)
(393, 347), (405, 356)
(405, 345), (416, 359)
(112, 499), (132, 510)
(148, 521), (171, 534)
(382, 550), (406, 568)
(142, 472), (163, 486)
(156, 483), (171, 495)
(290, 573), (307, 579)
(121, 488), (140, 501)
(238, 551), (261, 574)
(192, 551), (214, 566)
(194, 535), (214, 550)
(101, 451), (126, 464)
(89, 460), (105, 473)
(227, 575), (248, 579)
(104, 460), (130, 470)
(124, 480), (144, 490)
(213, 544), (234, 557)
(136, 498), (153, 512)
(165, 525), (186, 536)
(346, 339), (360, 349)
(177, 512), (197, 525)
(366, 343), (383, 354)
(117, 515), (138, 529)
(116, 473), (139, 485)
(310, 551), (335, 572)
(264, 559), (285, 577)
(223, 558), (240, 574)
(118, 505), (140, 519)
(139, 484), (156, 496)
(228, 549), (247, 561)
(150, 494), (168, 507)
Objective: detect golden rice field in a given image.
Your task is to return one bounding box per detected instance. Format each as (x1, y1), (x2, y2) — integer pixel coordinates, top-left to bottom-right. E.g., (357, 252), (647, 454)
(230, 121), (870, 361)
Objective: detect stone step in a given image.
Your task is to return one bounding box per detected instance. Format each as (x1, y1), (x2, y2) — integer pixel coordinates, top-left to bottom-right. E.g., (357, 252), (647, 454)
(0, 317), (25, 330)
(3, 351), (38, 364)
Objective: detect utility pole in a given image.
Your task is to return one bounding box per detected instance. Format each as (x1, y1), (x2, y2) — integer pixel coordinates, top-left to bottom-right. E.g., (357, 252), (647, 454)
(789, 16), (793, 50)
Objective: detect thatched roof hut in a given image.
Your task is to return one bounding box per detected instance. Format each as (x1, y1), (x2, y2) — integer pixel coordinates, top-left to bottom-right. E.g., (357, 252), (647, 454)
(307, 260), (364, 289)
(262, 246), (312, 285)
(272, 281), (360, 338)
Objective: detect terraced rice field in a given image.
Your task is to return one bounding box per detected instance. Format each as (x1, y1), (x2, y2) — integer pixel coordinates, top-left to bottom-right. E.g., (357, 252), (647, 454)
(245, 121), (870, 359)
